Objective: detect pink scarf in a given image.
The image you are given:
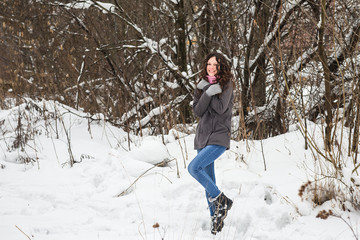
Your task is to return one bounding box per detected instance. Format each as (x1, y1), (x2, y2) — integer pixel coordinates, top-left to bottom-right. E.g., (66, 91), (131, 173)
(207, 75), (217, 84)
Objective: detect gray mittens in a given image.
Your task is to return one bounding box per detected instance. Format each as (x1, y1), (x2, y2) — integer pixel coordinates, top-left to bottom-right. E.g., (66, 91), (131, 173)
(206, 83), (222, 96)
(197, 79), (210, 90)
(197, 79), (222, 96)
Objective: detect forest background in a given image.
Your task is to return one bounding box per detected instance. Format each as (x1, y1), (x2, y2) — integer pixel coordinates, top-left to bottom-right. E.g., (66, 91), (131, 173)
(1, 0), (360, 208)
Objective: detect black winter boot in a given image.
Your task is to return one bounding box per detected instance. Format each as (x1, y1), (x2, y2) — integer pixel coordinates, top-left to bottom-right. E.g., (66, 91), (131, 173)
(210, 215), (224, 235)
(210, 192), (233, 235)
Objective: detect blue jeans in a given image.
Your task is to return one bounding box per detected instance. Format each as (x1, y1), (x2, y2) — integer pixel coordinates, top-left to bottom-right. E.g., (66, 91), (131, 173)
(188, 145), (226, 216)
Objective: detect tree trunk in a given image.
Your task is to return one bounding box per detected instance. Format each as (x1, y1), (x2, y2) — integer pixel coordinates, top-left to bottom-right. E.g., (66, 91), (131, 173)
(251, 0), (271, 107)
(175, 0), (192, 123)
(352, 101), (360, 155)
(198, 3), (211, 60)
(175, 0), (187, 73)
(251, 56), (266, 106)
(318, 0), (333, 151)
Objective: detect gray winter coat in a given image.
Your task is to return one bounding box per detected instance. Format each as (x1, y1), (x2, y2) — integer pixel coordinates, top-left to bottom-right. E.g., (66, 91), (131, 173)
(193, 81), (234, 150)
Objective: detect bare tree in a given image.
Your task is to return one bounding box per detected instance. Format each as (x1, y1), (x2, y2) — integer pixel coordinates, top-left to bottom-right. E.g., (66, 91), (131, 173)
(1, 0), (360, 144)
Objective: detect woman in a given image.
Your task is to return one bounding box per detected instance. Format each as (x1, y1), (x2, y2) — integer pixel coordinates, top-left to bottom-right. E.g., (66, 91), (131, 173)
(188, 52), (234, 235)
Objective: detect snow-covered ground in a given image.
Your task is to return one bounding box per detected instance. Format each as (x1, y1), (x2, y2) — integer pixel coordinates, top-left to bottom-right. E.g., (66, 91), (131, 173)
(0, 100), (359, 240)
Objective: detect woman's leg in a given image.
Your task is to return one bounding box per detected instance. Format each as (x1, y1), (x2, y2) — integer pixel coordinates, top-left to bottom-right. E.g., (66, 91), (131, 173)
(188, 145), (226, 202)
(204, 162), (216, 216)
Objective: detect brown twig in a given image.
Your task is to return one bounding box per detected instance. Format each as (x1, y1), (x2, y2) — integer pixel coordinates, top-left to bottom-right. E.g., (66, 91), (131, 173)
(15, 225), (31, 240)
(115, 159), (174, 197)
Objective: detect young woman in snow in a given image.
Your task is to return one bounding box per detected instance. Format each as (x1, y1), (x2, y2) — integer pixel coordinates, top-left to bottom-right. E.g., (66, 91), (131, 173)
(188, 52), (234, 235)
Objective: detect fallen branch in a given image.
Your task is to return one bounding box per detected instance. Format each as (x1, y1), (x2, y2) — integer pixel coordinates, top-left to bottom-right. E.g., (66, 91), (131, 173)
(15, 225), (31, 240)
(115, 159), (175, 197)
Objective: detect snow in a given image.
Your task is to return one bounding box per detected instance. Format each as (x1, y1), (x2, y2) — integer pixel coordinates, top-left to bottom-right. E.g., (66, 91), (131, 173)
(65, 1), (116, 14)
(1, 100), (360, 240)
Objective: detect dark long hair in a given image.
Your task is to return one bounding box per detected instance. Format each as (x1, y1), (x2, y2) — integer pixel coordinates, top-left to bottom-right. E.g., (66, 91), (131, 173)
(199, 52), (233, 89)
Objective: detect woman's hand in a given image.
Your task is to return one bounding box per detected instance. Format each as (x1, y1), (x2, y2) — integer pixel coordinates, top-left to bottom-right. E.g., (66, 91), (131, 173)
(197, 79), (210, 90)
(206, 84), (222, 96)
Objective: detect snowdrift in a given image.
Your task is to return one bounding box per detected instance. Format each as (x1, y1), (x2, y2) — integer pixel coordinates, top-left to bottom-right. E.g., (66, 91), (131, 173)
(0, 99), (359, 240)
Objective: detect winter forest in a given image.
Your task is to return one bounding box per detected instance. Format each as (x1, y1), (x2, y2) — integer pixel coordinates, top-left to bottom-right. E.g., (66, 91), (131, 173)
(1, 0), (360, 239)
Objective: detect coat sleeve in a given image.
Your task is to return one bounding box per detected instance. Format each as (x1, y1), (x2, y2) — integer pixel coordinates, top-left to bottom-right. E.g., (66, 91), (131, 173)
(209, 83), (233, 114)
(193, 89), (211, 117)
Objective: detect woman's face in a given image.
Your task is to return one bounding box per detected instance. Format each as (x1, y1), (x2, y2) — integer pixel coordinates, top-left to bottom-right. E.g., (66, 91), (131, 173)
(206, 56), (218, 77)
